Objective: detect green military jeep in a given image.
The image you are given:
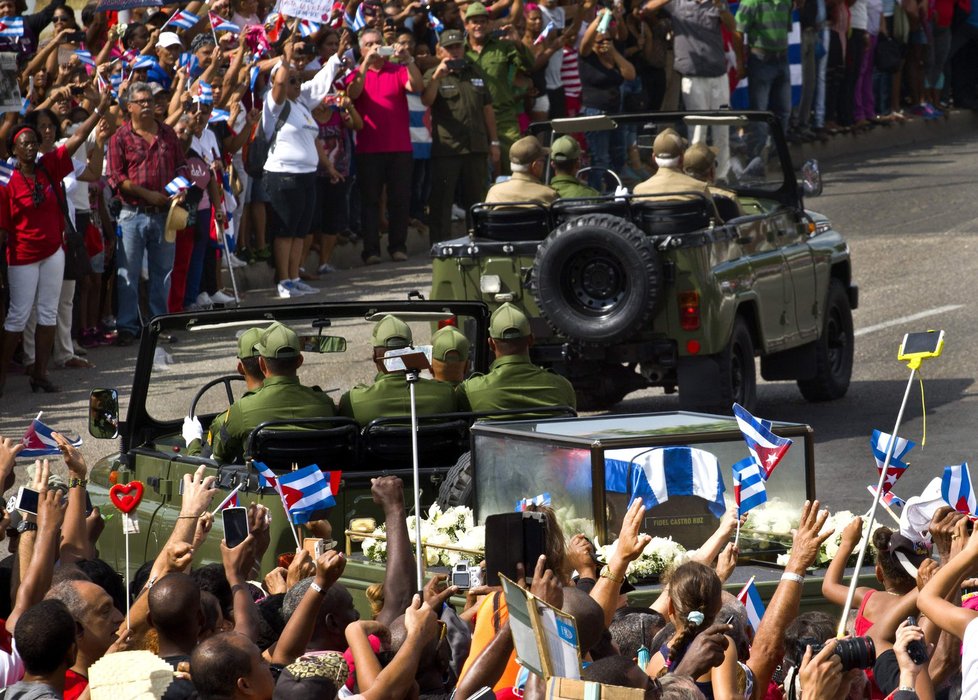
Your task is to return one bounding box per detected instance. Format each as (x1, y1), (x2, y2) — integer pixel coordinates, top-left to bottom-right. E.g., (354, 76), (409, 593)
(431, 111), (857, 411)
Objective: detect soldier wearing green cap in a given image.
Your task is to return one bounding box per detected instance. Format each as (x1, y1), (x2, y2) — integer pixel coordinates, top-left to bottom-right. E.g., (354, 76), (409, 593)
(457, 303), (576, 414)
(431, 325), (470, 386)
(549, 135), (600, 199)
(339, 315), (457, 425)
(463, 1), (533, 175)
(211, 322), (336, 463)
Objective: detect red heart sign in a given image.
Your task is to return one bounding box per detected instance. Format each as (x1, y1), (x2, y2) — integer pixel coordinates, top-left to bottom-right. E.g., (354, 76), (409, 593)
(109, 481), (145, 514)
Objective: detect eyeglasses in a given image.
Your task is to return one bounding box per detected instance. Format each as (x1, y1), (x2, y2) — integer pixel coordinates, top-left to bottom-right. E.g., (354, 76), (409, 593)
(129, 98), (152, 107)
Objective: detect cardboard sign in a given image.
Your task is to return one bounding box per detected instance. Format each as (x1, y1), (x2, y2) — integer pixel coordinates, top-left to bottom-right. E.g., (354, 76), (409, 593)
(545, 678), (644, 700)
(0, 53), (20, 113)
(500, 575), (582, 681)
(277, 0), (332, 22)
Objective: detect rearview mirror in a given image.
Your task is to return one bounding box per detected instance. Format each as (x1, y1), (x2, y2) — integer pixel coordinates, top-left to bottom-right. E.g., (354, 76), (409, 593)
(801, 159), (822, 197)
(299, 335), (348, 353)
(89, 388), (120, 439)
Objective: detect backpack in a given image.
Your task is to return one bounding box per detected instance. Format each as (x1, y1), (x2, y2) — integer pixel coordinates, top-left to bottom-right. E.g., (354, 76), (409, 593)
(243, 101), (291, 178)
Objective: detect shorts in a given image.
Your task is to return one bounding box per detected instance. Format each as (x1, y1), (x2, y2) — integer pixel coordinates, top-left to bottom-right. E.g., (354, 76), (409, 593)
(250, 174), (270, 203)
(264, 171), (318, 239)
(311, 176), (351, 234)
(532, 94), (550, 113)
(90, 251), (105, 274)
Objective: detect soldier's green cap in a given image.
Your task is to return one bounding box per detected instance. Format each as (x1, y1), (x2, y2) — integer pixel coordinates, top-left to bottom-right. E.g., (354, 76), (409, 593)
(255, 322), (302, 358)
(372, 315), (413, 349)
(465, 2), (489, 19)
(432, 325), (470, 361)
(550, 135), (581, 163)
(440, 29), (465, 46)
(489, 303), (531, 340)
(236, 327), (263, 358)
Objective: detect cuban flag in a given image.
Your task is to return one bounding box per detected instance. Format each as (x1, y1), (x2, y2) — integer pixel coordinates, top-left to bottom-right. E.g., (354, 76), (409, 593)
(165, 175), (191, 195)
(941, 462), (978, 516)
(0, 16), (24, 38)
(867, 485), (906, 510)
(131, 54), (157, 71)
(624, 446), (726, 517)
(210, 12), (239, 33)
(21, 415), (82, 458)
(196, 81), (213, 104)
(120, 48), (138, 66)
(277, 464), (341, 524)
(428, 11), (444, 32)
(299, 18), (320, 37)
(871, 429), (915, 492)
(0, 161), (13, 186)
(74, 49), (96, 67)
(732, 403), (792, 479)
(255, 461), (280, 491)
(249, 64), (260, 92)
(109, 72), (123, 92)
(208, 108), (231, 123)
(736, 576), (765, 635)
(732, 457), (767, 517)
(168, 9), (200, 30)
(344, 4), (366, 30)
(533, 21), (554, 45)
(515, 493), (551, 512)
(178, 51), (192, 70)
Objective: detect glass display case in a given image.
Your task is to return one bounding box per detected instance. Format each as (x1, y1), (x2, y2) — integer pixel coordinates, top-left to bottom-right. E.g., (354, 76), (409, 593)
(472, 412), (814, 560)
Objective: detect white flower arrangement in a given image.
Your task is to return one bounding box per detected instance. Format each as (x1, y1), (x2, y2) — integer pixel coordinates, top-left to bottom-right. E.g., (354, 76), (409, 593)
(597, 535), (688, 583)
(775, 509), (873, 568)
(361, 503), (485, 567)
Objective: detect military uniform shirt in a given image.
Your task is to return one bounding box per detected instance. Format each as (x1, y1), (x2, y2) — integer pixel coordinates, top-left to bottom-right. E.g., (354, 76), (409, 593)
(425, 62), (493, 157)
(550, 173), (601, 199)
(485, 172), (558, 207)
(633, 166), (712, 199)
(465, 38), (531, 123)
(185, 388), (259, 457)
(211, 375), (337, 463)
(339, 372), (458, 425)
(457, 353), (577, 414)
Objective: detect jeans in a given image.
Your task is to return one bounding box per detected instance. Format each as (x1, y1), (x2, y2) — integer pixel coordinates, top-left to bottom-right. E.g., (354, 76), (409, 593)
(582, 106), (627, 190)
(815, 28), (830, 127)
(116, 208), (172, 336)
(747, 53), (792, 133)
(796, 28), (818, 128)
(410, 158), (431, 222)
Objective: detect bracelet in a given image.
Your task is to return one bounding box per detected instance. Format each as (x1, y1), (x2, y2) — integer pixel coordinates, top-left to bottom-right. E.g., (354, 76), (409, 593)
(310, 581), (325, 594)
(145, 574), (158, 590)
(68, 477), (87, 488)
(177, 515), (199, 519)
(490, 140), (500, 146)
(600, 567), (624, 584)
(897, 688), (916, 693)
(781, 571), (805, 584)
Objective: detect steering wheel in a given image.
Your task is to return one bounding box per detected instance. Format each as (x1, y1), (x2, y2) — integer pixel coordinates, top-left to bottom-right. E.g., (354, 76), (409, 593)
(575, 166), (624, 194)
(190, 374), (245, 419)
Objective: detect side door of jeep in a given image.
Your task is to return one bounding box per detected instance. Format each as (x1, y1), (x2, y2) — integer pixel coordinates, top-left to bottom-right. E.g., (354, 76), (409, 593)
(730, 215), (790, 351)
(773, 207), (819, 344)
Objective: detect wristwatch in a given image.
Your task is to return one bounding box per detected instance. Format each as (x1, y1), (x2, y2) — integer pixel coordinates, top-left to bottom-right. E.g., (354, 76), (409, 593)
(16, 521), (37, 534)
(68, 477), (87, 489)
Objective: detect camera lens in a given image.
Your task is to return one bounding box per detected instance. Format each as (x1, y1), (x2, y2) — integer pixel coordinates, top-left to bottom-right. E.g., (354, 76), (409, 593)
(835, 636), (876, 671)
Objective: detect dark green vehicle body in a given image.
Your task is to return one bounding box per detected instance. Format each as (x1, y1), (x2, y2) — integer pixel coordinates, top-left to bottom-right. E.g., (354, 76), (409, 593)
(430, 111), (857, 411)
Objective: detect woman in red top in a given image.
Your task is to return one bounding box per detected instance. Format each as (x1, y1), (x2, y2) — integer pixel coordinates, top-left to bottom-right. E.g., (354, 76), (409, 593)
(0, 93), (109, 396)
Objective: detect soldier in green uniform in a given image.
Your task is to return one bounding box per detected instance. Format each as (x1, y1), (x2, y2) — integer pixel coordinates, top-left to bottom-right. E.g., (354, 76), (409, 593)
(549, 135), (600, 199)
(430, 325), (470, 387)
(183, 326), (266, 456)
(339, 315), (457, 425)
(457, 303), (576, 414)
(463, 2), (532, 175)
(211, 322), (337, 464)
(424, 29), (501, 245)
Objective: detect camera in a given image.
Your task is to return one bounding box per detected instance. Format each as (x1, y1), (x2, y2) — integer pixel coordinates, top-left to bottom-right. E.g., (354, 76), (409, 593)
(905, 617), (929, 665)
(451, 561), (482, 589)
(799, 636), (876, 671)
(377, 45), (395, 57)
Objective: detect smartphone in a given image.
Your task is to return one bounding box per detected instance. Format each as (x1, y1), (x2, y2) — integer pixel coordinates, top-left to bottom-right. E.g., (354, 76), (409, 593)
(484, 511), (547, 587)
(898, 330), (944, 362)
(377, 45), (395, 57)
(70, 85), (85, 96)
(446, 58), (465, 72)
(15, 487), (40, 516)
(66, 30), (86, 42)
(222, 506), (250, 548)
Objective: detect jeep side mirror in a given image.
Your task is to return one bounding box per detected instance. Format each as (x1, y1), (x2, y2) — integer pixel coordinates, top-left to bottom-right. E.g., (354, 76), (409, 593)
(89, 388), (120, 439)
(800, 159), (822, 197)
(298, 335), (347, 353)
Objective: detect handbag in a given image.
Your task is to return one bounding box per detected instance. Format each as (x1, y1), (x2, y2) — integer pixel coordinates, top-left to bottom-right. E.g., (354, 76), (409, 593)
(83, 220), (103, 257)
(37, 162), (92, 281)
(875, 33), (903, 72)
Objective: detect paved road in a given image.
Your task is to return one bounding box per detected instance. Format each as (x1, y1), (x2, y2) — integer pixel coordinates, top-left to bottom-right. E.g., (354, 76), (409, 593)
(2, 132), (976, 517)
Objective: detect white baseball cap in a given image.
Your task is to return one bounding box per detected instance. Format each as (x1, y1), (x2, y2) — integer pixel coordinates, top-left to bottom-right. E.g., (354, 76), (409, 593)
(158, 31), (183, 49)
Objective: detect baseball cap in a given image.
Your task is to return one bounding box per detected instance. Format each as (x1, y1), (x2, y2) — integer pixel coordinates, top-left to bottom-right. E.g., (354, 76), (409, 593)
(489, 303), (531, 340)
(465, 2), (489, 19)
(550, 135), (581, 163)
(887, 533), (931, 578)
(683, 143), (718, 176)
(148, 81), (166, 96)
(255, 322), (302, 359)
(509, 135), (549, 167)
(372, 315), (413, 349)
(432, 326), (470, 362)
(158, 31), (183, 49)
(236, 327), (263, 359)
(652, 129), (687, 159)
(440, 29), (465, 47)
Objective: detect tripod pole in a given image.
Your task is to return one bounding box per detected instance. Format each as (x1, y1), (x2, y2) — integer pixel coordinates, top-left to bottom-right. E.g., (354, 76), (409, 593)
(408, 371), (424, 590)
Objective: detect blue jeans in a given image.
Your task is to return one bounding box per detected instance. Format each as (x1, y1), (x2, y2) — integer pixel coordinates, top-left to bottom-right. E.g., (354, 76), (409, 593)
(116, 208), (173, 336)
(747, 53), (792, 132)
(582, 107), (627, 191)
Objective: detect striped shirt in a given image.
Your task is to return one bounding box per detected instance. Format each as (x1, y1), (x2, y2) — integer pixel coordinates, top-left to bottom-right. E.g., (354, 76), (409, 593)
(561, 46), (582, 98)
(735, 0), (792, 51)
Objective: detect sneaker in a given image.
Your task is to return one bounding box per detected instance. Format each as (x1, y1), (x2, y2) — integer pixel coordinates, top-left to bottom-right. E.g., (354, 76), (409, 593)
(291, 279), (320, 294)
(211, 290), (236, 304)
(97, 326), (117, 345)
(153, 347), (171, 371)
(277, 280), (297, 299)
(224, 252), (248, 269)
(101, 315), (117, 330)
(115, 331), (137, 347)
(72, 340), (88, 356)
(391, 251), (408, 262)
(364, 255), (382, 265)
(451, 205), (466, 221)
(80, 328), (100, 349)
(196, 292), (214, 308)
(298, 266), (319, 281)
(317, 263), (336, 274)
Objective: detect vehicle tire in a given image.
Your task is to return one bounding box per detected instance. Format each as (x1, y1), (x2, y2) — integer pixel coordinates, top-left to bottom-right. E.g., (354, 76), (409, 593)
(436, 451), (473, 509)
(679, 317), (757, 413)
(798, 279), (854, 401)
(532, 214), (662, 346)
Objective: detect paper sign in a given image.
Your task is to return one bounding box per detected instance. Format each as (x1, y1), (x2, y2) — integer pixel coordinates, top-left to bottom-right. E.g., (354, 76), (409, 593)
(277, 0), (333, 22)
(0, 53), (21, 113)
(500, 575), (582, 681)
(123, 512), (140, 534)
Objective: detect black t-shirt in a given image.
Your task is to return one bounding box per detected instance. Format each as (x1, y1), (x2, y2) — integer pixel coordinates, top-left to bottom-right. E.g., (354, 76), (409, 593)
(578, 52), (625, 113)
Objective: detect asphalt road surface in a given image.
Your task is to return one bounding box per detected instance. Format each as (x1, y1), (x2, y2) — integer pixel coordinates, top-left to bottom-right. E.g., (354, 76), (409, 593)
(2, 132), (977, 519)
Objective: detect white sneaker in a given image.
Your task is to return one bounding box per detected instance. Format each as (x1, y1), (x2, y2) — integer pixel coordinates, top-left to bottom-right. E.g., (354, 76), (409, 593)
(225, 252), (248, 269)
(196, 292), (214, 308)
(211, 290), (236, 304)
(153, 347), (171, 371)
(291, 279), (319, 294)
(452, 204), (466, 221)
(318, 263), (336, 274)
(277, 280), (296, 299)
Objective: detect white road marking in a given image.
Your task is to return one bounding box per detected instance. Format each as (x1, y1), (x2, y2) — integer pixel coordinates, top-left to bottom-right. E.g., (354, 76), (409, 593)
(855, 305), (964, 337)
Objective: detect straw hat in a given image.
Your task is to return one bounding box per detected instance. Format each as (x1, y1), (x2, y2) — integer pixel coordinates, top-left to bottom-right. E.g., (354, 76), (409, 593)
(164, 199), (189, 243)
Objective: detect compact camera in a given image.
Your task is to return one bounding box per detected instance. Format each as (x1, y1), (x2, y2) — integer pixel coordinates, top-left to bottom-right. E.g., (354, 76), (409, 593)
(451, 561), (482, 590)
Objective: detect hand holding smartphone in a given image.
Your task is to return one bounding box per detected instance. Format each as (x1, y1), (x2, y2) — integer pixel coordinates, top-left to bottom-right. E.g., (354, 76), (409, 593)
(222, 506), (250, 548)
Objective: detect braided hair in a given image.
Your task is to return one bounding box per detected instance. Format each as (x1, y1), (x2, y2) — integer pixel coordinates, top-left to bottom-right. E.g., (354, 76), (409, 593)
(665, 561), (722, 666)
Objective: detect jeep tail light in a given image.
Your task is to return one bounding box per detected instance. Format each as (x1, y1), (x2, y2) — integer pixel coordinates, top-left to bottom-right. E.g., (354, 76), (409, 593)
(438, 316), (458, 329)
(678, 291), (700, 331)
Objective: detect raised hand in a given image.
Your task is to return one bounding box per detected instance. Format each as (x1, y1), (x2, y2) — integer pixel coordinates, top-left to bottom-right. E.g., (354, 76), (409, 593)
(53, 432), (86, 478)
(181, 465), (218, 517)
(786, 500), (833, 573)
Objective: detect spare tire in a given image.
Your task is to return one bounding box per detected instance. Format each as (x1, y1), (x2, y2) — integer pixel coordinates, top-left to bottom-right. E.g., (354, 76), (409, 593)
(532, 214), (662, 346)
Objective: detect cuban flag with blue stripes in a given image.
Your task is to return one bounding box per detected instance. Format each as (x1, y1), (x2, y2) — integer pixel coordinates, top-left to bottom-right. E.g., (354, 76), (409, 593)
(165, 175), (191, 195)
(0, 16), (23, 38)
(871, 429), (915, 492)
(74, 50), (96, 68)
(736, 576), (765, 635)
(278, 464), (341, 524)
(344, 5), (366, 31)
(428, 11), (444, 33)
(168, 9), (200, 30)
(613, 446), (726, 518)
(942, 462), (978, 517)
(725, 5), (803, 108)
(732, 403), (792, 479)
(196, 81), (214, 105)
(21, 415), (82, 458)
(130, 54), (157, 71)
(867, 485), (906, 510)
(208, 109), (231, 123)
(299, 19), (321, 37)
(210, 12), (240, 33)
(732, 457), (767, 517)
(516, 493), (551, 512)
(0, 161), (13, 186)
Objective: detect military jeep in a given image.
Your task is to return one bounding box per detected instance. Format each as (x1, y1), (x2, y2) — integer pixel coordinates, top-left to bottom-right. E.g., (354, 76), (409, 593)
(431, 111), (857, 411)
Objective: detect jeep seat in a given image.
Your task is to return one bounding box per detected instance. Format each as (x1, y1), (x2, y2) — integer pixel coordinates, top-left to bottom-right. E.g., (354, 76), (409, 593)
(471, 204), (551, 242)
(245, 417), (360, 471)
(551, 197), (630, 225)
(633, 198), (713, 235)
(360, 414), (472, 469)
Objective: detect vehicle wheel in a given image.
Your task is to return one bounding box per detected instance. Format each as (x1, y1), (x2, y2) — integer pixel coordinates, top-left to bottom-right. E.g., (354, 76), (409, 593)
(798, 279), (854, 401)
(679, 317), (757, 413)
(532, 214), (662, 346)
(436, 451), (473, 509)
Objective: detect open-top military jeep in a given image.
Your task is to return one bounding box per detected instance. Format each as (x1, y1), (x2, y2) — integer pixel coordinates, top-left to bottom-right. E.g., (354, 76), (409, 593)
(431, 111), (857, 411)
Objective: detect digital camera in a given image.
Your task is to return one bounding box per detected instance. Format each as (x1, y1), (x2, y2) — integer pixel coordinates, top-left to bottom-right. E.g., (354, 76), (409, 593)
(451, 561), (482, 590)
(798, 636), (876, 671)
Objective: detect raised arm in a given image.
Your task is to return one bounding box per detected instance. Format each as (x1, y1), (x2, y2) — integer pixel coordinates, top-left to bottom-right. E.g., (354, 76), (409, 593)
(821, 516), (870, 606)
(53, 432), (96, 564)
(372, 476), (418, 626)
(589, 498), (651, 627)
(270, 551), (347, 664)
(918, 519), (978, 640)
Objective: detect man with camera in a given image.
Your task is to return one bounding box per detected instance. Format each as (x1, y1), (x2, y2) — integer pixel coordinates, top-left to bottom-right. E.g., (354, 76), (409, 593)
(423, 29), (500, 244)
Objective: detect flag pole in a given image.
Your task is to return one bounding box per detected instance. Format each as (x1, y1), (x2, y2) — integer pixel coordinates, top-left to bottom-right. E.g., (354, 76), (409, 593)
(408, 371), (424, 591)
(211, 482), (244, 515)
(734, 515), (741, 549)
(837, 368), (917, 638)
